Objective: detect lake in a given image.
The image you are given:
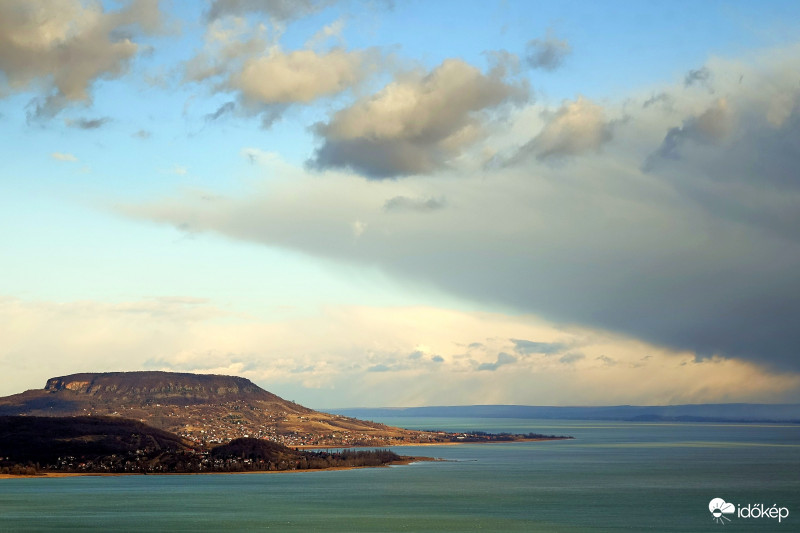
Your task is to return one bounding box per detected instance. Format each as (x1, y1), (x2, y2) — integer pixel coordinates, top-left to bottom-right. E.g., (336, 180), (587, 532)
(1, 418), (797, 531)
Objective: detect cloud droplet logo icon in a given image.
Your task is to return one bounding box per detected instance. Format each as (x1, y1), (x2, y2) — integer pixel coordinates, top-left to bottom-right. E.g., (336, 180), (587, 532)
(709, 498), (735, 524)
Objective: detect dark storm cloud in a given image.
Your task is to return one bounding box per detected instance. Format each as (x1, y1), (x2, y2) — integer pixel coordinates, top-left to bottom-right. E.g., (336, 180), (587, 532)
(647, 94), (800, 245)
(122, 53), (800, 373)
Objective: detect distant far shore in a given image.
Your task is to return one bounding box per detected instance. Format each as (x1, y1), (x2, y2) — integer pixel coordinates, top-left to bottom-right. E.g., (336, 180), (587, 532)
(0, 415), (572, 479)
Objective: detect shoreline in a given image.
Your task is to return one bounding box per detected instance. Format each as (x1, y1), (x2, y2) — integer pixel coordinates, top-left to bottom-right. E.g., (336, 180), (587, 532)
(0, 438), (568, 480)
(0, 457), (436, 479)
(296, 436), (572, 449)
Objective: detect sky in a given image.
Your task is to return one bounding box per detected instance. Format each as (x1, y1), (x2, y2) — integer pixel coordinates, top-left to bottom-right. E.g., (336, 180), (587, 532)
(2, 0), (800, 408)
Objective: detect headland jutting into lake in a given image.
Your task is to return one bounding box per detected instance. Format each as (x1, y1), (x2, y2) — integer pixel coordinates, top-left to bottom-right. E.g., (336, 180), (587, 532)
(0, 372), (571, 477)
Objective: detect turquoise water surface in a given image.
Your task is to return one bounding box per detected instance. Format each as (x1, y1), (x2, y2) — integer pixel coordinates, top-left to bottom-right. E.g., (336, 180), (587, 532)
(1, 419), (797, 531)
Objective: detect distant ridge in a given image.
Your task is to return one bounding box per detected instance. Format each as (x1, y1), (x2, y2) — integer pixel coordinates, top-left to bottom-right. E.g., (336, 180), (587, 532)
(328, 404), (800, 423)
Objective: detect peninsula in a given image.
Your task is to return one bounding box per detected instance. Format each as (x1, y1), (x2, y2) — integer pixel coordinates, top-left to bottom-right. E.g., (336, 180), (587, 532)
(0, 415), (420, 476)
(0, 371), (571, 449)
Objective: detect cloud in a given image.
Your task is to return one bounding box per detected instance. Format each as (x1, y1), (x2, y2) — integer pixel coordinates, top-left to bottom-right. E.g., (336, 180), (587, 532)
(120, 44), (800, 374)
(525, 31), (571, 71)
(684, 66), (711, 87)
(383, 196), (445, 212)
(206, 0), (330, 22)
(645, 98), (733, 165)
(183, 17), (373, 126)
(133, 129), (152, 139)
(641, 56), (800, 247)
(0, 0), (162, 118)
(559, 353), (584, 364)
(234, 48), (369, 105)
(643, 93), (673, 109)
(2, 297), (798, 406)
(309, 58), (529, 178)
(477, 352), (517, 371)
(305, 18), (346, 49)
(511, 339), (566, 355)
(65, 117), (112, 130)
(205, 101), (236, 122)
(351, 220), (367, 237)
(183, 18), (265, 83)
(511, 96), (612, 162)
(51, 152), (78, 162)
(358, 349), (444, 374)
(596, 355), (617, 366)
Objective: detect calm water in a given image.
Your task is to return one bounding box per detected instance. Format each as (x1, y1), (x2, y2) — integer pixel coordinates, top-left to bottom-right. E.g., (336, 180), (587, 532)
(1, 418), (798, 532)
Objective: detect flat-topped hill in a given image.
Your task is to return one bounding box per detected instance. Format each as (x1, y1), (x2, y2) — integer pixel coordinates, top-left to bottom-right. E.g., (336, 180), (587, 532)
(0, 372), (568, 448)
(44, 371), (286, 405)
(0, 371), (436, 447)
